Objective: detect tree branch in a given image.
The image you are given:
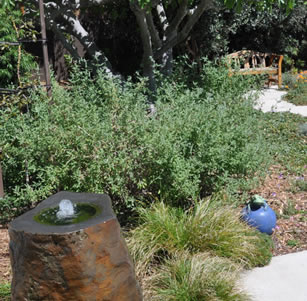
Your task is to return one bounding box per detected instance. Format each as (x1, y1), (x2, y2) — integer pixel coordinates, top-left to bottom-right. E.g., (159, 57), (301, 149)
(165, 0), (189, 38)
(47, 20), (80, 61)
(80, 0), (112, 6)
(44, 1), (113, 74)
(156, 3), (173, 72)
(156, 3), (169, 34)
(64, 15), (113, 73)
(154, 0), (213, 60)
(130, 0), (156, 92)
(145, 11), (161, 50)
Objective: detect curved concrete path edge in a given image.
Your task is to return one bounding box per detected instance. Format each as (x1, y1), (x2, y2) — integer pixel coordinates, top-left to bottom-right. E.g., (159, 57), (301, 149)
(250, 85), (307, 117)
(241, 250), (307, 301)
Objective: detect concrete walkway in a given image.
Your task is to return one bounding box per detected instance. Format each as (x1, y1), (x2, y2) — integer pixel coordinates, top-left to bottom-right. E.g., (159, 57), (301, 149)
(252, 86), (307, 117)
(241, 251), (307, 301)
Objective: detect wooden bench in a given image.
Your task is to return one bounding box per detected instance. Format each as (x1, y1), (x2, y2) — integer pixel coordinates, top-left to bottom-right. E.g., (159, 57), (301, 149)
(227, 50), (283, 88)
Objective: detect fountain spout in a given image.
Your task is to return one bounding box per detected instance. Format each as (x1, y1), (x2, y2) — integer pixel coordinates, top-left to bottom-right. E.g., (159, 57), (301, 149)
(56, 199), (75, 219)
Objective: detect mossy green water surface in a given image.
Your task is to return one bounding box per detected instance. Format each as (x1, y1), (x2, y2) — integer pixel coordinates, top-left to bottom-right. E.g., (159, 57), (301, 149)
(34, 203), (101, 225)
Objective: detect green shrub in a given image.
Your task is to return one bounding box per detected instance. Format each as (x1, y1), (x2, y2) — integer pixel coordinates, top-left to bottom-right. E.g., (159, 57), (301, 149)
(0, 6), (37, 88)
(0, 60), (272, 222)
(128, 200), (273, 274)
(228, 1), (307, 70)
(286, 83), (307, 106)
(147, 252), (249, 301)
(187, 0), (307, 71)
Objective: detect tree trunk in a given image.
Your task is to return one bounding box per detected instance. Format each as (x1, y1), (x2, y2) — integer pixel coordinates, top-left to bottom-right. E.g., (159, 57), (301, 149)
(44, 1), (114, 75)
(154, 0), (213, 61)
(156, 3), (173, 75)
(130, 1), (156, 94)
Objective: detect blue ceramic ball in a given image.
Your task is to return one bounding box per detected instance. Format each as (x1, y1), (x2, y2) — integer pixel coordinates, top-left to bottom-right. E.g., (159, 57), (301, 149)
(241, 202), (276, 235)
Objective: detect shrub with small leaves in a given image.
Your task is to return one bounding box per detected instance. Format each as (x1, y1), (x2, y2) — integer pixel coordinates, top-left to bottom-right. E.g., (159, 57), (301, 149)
(0, 60), (273, 222)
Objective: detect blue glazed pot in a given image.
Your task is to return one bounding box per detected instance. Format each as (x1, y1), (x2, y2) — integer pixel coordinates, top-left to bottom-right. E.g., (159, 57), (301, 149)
(241, 201), (276, 235)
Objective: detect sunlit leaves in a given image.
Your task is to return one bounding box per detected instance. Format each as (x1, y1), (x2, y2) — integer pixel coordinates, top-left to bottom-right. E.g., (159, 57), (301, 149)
(0, 0), (15, 9)
(223, 0), (296, 12)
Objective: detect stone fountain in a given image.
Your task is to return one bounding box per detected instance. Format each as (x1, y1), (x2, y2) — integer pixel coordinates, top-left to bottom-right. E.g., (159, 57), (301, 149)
(9, 191), (142, 301)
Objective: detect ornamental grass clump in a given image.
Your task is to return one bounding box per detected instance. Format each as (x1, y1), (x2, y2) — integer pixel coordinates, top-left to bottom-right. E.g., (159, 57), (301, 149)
(147, 252), (249, 301)
(127, 200), (271, 300)
(128, 200), (273, 279)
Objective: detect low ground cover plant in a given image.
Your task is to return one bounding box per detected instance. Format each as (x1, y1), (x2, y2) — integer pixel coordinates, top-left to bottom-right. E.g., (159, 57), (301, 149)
(259, 110), (306, 175)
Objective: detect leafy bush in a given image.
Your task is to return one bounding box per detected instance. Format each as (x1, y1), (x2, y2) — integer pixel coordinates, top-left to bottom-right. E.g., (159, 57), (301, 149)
(283, 72), (299, 89)
(187, 1), (240, 60)
(0, 6), (37, 88)
(0, 60), (272, 222)
(147, 252), (249, 301)
(227, 0), (307, 70)
(128, 200), (273, 273)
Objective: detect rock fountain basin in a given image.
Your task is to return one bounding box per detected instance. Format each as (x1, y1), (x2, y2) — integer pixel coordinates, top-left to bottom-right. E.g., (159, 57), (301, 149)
(9, 191), (142, 301)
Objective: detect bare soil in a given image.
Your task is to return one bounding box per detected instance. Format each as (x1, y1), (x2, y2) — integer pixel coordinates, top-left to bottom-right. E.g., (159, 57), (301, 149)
(0, 166), (306, 283)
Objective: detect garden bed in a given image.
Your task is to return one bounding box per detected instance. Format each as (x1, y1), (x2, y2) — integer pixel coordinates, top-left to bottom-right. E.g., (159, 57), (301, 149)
(1, 166), (305, 284)
(251, 166), (306, 255)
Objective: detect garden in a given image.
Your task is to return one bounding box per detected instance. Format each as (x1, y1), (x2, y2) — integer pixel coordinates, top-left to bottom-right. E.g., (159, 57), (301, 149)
(0, 0), (306, 300)
(0, 60), (306, 300)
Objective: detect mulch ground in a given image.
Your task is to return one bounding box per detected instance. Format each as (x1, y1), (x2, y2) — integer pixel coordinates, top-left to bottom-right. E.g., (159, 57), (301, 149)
(0, 227), (10, 283)
(0, 166), (306, 283)
(251, 165), (306, 256)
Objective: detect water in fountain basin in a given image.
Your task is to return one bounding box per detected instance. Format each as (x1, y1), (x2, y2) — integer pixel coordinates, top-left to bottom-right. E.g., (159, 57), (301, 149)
(56, 199), (75, 219)
(34, 201), (101, 226)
